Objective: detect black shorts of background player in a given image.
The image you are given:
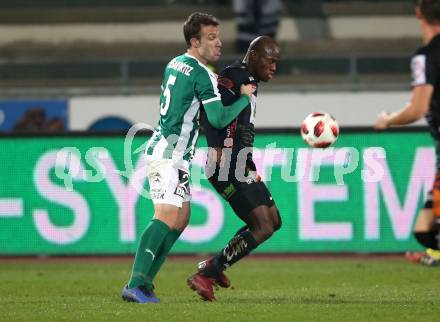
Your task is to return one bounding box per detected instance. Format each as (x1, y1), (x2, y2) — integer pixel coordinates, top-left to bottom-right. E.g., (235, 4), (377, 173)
(187, 36), (281, 301)
(375, 0), (440, 265)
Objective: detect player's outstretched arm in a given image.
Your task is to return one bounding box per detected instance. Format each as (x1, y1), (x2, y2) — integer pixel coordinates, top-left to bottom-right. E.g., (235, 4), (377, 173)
(204, 84), (253, 129)
(374, 85), (433, 130)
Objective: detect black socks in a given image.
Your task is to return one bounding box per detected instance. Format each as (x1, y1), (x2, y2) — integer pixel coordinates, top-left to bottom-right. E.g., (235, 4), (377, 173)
(414, 231), (440, 250)
(214, 230), (259, 271)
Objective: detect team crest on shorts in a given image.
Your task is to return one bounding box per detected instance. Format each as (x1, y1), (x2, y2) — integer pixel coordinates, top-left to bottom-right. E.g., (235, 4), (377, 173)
(151, 172), (161, 183)
(149, 172), (165, 199)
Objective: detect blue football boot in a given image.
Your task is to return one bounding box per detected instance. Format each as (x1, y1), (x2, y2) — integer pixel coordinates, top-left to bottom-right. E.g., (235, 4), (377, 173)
(121, 285), (160, 303)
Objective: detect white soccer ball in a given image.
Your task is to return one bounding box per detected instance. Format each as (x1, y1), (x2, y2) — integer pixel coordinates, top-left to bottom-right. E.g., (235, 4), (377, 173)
(300, 112), (339, 148)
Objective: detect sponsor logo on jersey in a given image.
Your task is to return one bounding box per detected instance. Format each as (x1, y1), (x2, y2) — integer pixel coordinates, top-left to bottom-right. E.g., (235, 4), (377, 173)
(218, 76), (234, 89)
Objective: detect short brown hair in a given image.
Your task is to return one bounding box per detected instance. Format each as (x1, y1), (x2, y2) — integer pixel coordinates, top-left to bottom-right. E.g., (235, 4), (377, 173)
(418, 0), (440, 24)
(183, 12), (219, 47)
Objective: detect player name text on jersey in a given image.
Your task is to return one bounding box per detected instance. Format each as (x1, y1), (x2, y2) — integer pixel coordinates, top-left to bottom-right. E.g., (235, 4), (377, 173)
(168, 59), (194, 76)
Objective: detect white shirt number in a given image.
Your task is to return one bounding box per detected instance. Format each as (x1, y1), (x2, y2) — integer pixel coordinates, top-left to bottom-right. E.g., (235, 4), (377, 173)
(160, 75), (177, 116)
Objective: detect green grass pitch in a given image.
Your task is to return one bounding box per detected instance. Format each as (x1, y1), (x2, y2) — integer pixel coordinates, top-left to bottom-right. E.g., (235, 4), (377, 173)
(1, 256), (440, 322)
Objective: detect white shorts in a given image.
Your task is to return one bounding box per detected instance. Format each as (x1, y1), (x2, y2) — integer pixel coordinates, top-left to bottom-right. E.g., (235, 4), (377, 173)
(146, 157), (191, 208)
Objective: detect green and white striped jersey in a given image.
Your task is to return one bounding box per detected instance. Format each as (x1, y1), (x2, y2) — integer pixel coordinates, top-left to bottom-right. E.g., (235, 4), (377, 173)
(146, 53), (220, 163)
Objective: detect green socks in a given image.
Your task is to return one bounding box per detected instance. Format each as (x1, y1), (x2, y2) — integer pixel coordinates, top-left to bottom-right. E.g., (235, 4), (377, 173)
(127, 219), (170, 289)
(147, 229), (182, 283)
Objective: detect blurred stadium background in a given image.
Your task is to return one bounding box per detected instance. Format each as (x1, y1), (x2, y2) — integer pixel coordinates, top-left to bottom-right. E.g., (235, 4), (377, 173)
(0, 0), (424, 129)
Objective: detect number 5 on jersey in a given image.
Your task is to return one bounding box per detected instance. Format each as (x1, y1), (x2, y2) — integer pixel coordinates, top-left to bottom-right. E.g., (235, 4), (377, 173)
(160, 75), (177, 116)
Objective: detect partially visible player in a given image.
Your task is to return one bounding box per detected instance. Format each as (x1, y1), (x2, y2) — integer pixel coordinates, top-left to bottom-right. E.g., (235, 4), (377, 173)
(187, 36), (282, 301)
(121, 12), (255, 303)
(375, 0), (440, 266)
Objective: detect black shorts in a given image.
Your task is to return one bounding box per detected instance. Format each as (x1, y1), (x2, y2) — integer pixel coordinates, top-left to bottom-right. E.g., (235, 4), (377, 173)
(208, 177), (275, 217)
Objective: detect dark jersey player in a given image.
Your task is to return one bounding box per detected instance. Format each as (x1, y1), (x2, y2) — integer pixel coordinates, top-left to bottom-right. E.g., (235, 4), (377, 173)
(187, 36), (281, 301)
(375, 0), (440, 265)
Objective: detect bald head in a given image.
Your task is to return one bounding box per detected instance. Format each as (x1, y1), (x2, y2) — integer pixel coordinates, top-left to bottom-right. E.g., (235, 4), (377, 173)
(244, 36), (281, 82)
(247, 36), (279, 57)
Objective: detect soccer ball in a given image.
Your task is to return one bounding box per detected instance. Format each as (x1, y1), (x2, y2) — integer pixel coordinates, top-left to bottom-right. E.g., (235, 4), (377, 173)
(300, 112), (339, 148)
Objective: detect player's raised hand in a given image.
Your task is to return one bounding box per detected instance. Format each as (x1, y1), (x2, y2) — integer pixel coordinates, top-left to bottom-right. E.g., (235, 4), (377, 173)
(240, 84), (254, 97)
(374, 111), (392, 130)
